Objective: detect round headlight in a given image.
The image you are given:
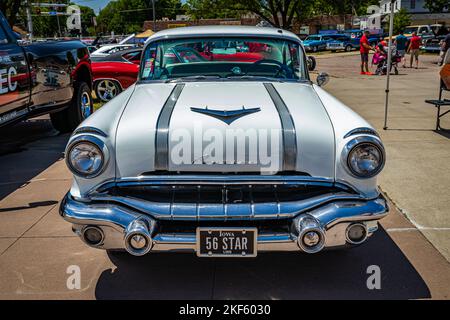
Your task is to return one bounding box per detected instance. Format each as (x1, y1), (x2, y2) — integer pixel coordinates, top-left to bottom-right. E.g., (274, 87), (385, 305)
(67, 140), (104, 178)
(347, 142), (384, 178)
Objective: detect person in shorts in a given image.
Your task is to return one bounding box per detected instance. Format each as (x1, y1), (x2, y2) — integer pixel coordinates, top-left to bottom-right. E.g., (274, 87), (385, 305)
(360, 30), (374, 75)
(395, 32), (408, 67)
(407, 32), (422, 69)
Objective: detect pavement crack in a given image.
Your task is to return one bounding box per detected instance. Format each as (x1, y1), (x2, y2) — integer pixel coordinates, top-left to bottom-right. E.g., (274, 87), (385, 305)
(0, 203), (58, 257)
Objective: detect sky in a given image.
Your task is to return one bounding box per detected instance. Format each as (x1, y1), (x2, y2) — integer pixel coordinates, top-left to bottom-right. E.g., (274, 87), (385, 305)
(73, 0), (113, 14)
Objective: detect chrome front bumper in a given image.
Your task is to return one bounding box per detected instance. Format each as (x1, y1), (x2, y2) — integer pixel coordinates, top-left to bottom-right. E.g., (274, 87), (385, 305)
(59, 191), (389, 255)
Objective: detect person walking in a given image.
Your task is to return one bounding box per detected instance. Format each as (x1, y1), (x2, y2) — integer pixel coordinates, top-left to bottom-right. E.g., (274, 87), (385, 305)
(395, 31), (408, 68)
(360, 30), (374, 75)
(407, 32), (422, 69)
(439, 32), (450, 66)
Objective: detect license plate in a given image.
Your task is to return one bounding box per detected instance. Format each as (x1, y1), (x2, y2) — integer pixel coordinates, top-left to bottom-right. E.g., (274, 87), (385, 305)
(196, 228), (257, 257)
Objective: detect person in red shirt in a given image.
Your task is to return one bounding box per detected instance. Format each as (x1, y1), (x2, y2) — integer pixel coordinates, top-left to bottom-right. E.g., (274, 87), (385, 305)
(360, 30), (375, 75)
(407, 32), (422, 69)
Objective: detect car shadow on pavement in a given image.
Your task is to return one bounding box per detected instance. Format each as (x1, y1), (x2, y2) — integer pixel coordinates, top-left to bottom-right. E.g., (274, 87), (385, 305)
(0, 200), (58, 213)
(0, 119), (69, 201)
(385, 128), (450, 140)
(95, 227), (430, 300)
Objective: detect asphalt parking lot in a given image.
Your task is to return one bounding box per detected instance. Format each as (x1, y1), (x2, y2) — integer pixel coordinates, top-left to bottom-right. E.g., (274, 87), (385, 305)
(0, 53), (449, 299)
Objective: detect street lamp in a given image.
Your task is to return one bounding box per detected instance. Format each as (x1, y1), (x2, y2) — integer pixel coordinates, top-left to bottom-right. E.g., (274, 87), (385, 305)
(383, 0), (395, 130)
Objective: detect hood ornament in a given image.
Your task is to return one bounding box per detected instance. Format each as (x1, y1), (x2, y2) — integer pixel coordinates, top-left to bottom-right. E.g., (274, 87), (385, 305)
(190, 106), (261, 125)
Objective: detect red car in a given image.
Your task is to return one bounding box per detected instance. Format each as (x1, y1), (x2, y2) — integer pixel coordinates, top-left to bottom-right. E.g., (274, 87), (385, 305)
(91, 48), (142, 102)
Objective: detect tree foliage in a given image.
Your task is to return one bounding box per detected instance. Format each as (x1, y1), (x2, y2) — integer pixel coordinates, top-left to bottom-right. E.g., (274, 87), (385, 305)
(185, 0), (381, 30)
(97, 0), (183, 34)
(184, 0), (242, 19)
(0, 0), (22, 26)
(32, 2), (96, 37)
(424, 0), (450, 12)
(393, 8), (411, 35)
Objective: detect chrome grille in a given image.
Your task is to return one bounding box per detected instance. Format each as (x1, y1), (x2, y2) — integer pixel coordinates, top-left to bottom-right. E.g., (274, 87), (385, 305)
(90, 177), (360, 220)
(108, 184), (346, 204)
(157, 219), (292, 234)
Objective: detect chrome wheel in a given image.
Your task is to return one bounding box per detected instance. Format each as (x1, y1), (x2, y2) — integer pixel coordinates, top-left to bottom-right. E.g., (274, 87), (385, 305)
(96, 80), (120, 102)
(80, 91), (92, 120)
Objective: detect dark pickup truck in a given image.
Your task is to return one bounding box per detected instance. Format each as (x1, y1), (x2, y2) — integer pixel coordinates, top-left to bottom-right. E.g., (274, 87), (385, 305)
(0, 11), (93, 132)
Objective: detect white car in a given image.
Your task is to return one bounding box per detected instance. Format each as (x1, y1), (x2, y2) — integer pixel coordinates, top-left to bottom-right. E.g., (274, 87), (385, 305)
(60, 26), (388, 257)
(90, 44), (137, 58)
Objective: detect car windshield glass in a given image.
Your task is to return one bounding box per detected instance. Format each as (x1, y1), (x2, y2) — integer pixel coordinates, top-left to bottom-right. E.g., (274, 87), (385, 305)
(403, 27), (418, 34)
(306, 36), (320, 41)
(140, 37), (306, 81)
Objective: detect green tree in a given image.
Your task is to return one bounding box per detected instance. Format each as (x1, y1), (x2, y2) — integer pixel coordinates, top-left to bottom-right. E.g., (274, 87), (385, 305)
(184, 0), (381, 30)
(97, 0), (183, 34)
(78, 5), (96, 35)
(0, 0), (22, 26)
(393, 8), (411, 35)
(235, 0), (304, 29)
(184, 0), (241, 19)
(424, 0), (450, 12)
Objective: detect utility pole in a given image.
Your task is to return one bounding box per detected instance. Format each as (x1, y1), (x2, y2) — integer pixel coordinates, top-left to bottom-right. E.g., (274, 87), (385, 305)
(152, 0), (156, 31)
(383, 0), (395, 130)
(56, 13), (61, 37)
(26, 1), (33, 41)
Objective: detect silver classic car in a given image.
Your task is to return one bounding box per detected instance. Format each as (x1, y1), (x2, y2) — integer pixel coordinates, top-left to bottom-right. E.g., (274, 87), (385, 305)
(60, 26), (388, 257)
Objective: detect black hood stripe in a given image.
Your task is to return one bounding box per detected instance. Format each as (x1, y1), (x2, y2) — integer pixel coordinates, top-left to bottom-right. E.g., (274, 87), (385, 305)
(264, 83), (297, 171)
(155, 83), (185, 171)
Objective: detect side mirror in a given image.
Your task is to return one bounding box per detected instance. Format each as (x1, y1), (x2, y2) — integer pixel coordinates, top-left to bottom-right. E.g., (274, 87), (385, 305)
(317, 72), (330, 87)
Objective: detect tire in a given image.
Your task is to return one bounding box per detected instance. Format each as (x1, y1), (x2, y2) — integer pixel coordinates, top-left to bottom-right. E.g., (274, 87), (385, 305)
(50, 81), (93, 133)
(95, 79), (122, 102)
(307, 56), (316, 71)
(312, 46), (318, 53)
(345, 45), (352, 52)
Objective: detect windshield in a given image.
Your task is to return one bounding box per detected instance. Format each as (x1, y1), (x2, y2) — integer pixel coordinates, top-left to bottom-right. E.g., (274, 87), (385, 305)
(306, 36), (320, 41)
(403, 27), (418, 34)
(140, 37), (306, 82)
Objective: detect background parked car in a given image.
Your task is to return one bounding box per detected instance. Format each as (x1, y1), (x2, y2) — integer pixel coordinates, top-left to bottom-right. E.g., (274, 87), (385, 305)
(0, 10), (93, 132)
(326, 35), (356, 52)
(344, 29), (379, 48)
(92, 48), (142, 102)
(422, 35), (446, 53)
(303, 34), (332, 52)
(90, 44), (137, 58)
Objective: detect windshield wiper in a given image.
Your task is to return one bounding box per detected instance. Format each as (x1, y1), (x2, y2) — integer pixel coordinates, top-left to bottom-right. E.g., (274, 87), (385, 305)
(225, 75), (285, 82)
(165, 75), (222, 83)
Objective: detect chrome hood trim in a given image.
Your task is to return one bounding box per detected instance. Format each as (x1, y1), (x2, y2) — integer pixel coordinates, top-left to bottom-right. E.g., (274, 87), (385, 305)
(190, 106), (262, 124)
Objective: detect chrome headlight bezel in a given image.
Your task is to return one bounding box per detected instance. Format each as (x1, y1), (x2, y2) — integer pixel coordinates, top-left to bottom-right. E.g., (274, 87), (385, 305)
(341, 136), (385, 179)
(66, 135), (109, 179)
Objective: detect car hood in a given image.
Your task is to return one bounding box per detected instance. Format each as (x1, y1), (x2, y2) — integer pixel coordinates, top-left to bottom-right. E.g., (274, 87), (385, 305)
(115, 81), (335, 179)
(303, 40), (321, 45)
